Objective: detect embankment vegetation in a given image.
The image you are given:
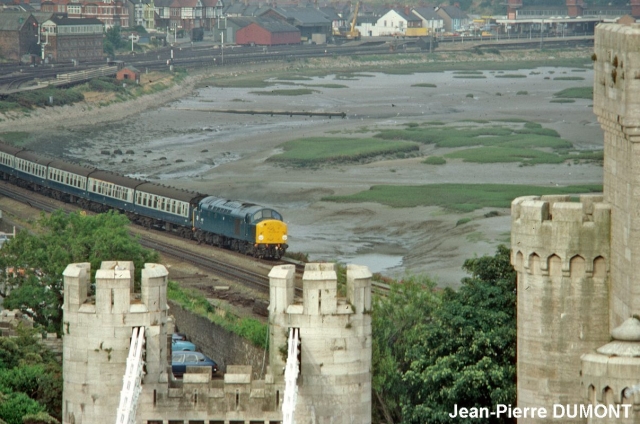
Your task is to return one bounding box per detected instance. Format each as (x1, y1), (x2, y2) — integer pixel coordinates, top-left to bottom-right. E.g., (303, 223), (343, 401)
(267, 137), (420, 166)
(322, 183), (603, 212)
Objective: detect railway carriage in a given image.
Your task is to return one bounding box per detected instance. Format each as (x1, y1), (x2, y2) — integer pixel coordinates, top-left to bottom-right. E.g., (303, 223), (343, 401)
(0, 141), (288, 259)
(14, 151), (50, 190)
(0, 144), (22, 177)
(46, 160), (96, 202)
(85, 170), (138, 213)
(133, 182), (205, 238)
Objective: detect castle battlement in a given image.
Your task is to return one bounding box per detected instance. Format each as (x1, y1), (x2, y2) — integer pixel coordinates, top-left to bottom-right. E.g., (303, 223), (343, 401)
(63, 261), (168, 315)
(268, 262), (373, 424)
(511, 194), (610, 277)
(63, 260), (372, 424)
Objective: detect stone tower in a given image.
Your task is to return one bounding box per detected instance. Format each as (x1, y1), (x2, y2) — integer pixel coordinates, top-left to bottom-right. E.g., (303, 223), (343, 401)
(512, 22), (640, 424)
(62, 261), (170, 424)
(511, 195), (611, 420)
(269, 263), (373, 424)
(580, 23), (640, 424)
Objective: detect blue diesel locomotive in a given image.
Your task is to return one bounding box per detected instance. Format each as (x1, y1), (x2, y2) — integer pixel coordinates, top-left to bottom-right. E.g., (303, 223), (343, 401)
(0, 142), (288, 259)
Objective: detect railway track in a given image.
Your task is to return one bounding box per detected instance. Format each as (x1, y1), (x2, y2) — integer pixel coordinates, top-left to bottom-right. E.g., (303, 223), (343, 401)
(0, 181), (290, 295)
(0, 181), (390, 296)
(0, 35), (593, 91)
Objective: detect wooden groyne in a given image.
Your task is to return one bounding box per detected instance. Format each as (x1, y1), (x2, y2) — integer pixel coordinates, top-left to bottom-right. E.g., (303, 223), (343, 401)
(177, 107), (346, 118)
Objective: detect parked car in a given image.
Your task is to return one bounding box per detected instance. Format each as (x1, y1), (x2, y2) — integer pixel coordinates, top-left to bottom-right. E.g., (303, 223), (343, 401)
(172, 333), (187, 341)
(172, 339), (196, 351)
(172, 352), (218, 378)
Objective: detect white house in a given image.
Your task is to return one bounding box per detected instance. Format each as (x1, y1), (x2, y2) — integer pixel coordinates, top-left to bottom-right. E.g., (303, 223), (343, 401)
(369, 8), (416, 36)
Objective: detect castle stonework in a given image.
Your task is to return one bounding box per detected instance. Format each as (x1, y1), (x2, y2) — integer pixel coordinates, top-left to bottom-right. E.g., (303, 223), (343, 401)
(511, 195), (611, 420)
(268, 263), (372, 424)
(62, 261), (372, 424)
(512, 23), (640, 423)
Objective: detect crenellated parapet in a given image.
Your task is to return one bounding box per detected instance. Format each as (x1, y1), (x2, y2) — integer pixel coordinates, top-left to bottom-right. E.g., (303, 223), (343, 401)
(268, 262), (373, 424)
(62, 261), (171, 424)
(62, 260), (372, 424)
(511, 194), (611, 277)
(511, 194), (611, 422)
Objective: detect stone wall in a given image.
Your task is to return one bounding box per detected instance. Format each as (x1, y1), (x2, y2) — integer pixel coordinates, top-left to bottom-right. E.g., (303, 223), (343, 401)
(594, 23), (640, 332)
(168, 300), (268, 379)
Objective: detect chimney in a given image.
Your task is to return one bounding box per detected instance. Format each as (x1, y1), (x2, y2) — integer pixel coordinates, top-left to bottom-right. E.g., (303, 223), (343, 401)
(404, 5), (409, 16)
(506, 0), (522, 20)
(632, 0), (640, 18)
(566, 0), (585, 17)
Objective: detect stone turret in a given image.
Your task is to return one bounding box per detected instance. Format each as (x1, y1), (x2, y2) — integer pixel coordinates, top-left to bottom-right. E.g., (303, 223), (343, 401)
(62, 261), (170, 424)
(593, 23), (640, 332)
(269, 263), (373, 424)
(581, 318), (640, 424)
(511, 195), (611, 421)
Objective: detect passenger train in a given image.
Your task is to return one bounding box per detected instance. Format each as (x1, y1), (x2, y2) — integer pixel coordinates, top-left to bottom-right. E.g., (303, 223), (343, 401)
(0, 142), (288, 259)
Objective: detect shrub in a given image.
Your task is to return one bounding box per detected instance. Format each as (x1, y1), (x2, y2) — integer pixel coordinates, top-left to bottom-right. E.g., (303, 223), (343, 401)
(516, 91), (528, 95)
(456, 218), (471, 226)
(423, 156), (446, 165)
(8, 88), (84, 109)
(88, 77), (126, 93)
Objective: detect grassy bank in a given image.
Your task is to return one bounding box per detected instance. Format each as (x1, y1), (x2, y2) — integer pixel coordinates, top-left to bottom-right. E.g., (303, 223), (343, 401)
(167, 281), (268, 349)
(268, 137), (420, 166)
(322, 184), (603, 212)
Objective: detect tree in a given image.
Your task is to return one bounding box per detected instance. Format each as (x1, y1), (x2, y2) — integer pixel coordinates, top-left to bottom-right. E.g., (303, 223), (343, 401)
(371, 246), (516, 424)
(104, 26), (126, 57)
(402, 245), (516, 424)
(0, 327), (60, 424)
(104, 26), (125, 50)
(0, 210), (159, 334)
(371, 275), (440, 423)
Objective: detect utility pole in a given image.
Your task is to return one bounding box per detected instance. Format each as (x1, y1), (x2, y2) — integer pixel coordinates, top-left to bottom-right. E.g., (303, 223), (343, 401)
(221, 31), (224, 65)
(540, 18), (544, 50)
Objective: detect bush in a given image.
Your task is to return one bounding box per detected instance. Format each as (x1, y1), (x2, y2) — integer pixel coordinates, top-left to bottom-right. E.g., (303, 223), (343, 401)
(8, 88), (84, 109)
(423, 156), (446, 165)
(456, 217), (471, 226)
(88, 78), (126, 93)
(516, 91), (528, 95)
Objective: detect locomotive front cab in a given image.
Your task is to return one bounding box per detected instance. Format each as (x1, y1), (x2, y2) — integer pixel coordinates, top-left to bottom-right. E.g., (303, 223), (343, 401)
(251, 208), (288, 258)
